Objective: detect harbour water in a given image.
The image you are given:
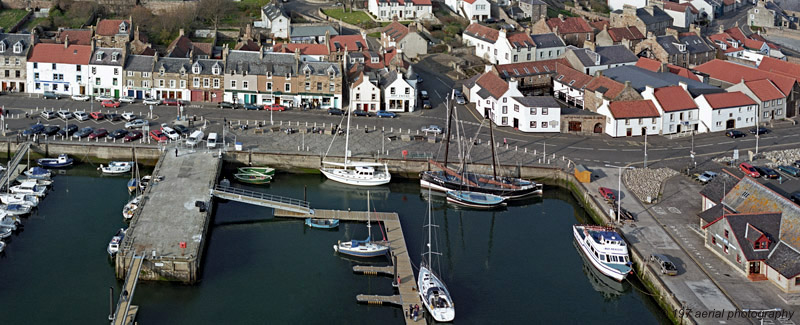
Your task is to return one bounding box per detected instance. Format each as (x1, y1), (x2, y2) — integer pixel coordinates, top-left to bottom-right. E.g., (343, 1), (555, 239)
(0, 165), (670, 324)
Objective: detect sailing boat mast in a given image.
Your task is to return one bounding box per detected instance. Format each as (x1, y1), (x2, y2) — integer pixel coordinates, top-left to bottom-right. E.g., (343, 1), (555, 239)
(442, 93), (453, 168)
(366, 190), (371, 240)
(487, 116), (498, 180)
(343, 108), (352, 168)
(427, 189), (432, 267)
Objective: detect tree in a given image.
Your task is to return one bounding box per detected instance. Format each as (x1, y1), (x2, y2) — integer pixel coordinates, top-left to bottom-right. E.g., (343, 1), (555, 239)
(197, 0), (233, 29)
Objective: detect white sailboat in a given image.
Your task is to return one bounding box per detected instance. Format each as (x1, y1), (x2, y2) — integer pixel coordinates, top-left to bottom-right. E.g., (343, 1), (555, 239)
(99, 161), (133, 174)
(320, 107), (390, 186)
(333, 191), (390, 257)
(418, 189), (455, 322)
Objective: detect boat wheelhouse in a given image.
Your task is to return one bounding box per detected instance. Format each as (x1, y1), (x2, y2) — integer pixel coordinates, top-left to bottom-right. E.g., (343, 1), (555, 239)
(573, 225), (632, 282)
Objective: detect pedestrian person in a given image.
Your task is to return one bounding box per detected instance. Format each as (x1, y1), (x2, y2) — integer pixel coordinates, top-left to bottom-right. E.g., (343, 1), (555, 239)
(503, 137), (507, 145)
(175, 148), (178, 157)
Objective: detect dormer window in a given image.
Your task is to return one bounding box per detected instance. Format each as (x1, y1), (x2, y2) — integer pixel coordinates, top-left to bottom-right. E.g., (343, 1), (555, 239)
(96, 51), (104, 61)
(266, 72), (272, 79)
(12, 41), (21, 54)
(119, 22), (127, 33)
(159, 66), (165, 76)
(180, 67), (186, 76)
(212, 63), (220, 75)
(111, 52), (118, 62)
(286, 73), (291, 80)
(0, 40), (7, 53)
(371, 57), (379, 63)
(192, 62), (201, 74)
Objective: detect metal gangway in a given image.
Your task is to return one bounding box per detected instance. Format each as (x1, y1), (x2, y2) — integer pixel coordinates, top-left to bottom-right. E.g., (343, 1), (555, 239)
(210, 184), (313, 214)
(0, 142), (31, 189)
(111, 255), (145, 325)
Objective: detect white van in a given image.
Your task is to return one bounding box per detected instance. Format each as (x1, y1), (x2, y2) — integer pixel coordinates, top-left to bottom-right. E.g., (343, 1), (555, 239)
(206, 133), (218, 148)
(186, 130), (204, 147)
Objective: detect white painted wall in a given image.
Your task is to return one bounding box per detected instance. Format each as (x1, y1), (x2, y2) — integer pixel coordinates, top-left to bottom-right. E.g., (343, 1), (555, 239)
(696, 94), (757, 133)
(27, 62), (89, 96)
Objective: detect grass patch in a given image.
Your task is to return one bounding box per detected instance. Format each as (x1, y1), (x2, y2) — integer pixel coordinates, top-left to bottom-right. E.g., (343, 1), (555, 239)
(547, 8), (578, 18)
(321, 8), (373, 25)
(367, 31), (381, 38)
(380, 20), (413, 27)
(20, 16), (47, 31)
(0, 9), (28, 30)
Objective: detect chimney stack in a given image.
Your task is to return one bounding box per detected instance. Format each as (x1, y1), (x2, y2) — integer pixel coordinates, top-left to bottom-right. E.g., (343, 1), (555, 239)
(179, 29), (185, 37)
(64, 35), (69, 49)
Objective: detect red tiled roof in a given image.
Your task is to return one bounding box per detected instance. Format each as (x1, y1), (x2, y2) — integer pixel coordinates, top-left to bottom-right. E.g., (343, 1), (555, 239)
(607, 26), (645, 42)
(382, 22), (409, 41)
(464, 23), (499, 43)
(56, 29), (93, 46)
(272, 43), (329, 55)
(589, 19), (609, 31)
(554, 62), (592, 89)
(29, 43), (92, 64)
(235, 40), (260, 51)
(749, 33), (780, 49)
(495, 58), (567, 78)
(546, 17), (593, 35)
(608, 100), (660, 119)
(723, 0), (734, 5)
(382, 47), (408, 69)
(167, 35), (192, 58)
(745, 79), (785, 101)
(667, 64), (701, 82)
(506, 32), (535, 48)
(694, 60), (796, 96)
(743, 38), (766, 51)
(635, 57), (661, 72)
(463, 0), (477, 3)
(653, 86), (697, 112)
(702, 91), (757, 109)
(586, 75), (625, 99)
(724, 27), (747, 42)
(412, 0), (431, 5)
(758, 57), (800, 83)
(96, 19), (129, 36)
(475, 72), (508, 99)
(329, 35), (368, 52)
(663, 1), (698, 14)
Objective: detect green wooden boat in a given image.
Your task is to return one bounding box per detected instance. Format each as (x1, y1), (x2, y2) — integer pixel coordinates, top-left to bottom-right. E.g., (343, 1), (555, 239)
(237, 167), (275, 176)
(234, 172), (272, 184)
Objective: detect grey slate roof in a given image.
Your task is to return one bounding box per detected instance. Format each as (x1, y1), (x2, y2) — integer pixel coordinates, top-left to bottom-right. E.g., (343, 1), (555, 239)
(656, 35), (683, 55)
(225, 50), (298, 75)
(698, 204), (724, 224)
(766, 241), (800, 278)
(520, 0), (546, 4)
(571, 45), (637, 67)
(602, 65), (725, 97)
(380, 70), (410, 88)
(192, 59), (224, 75)
(463, 74), (480, 89)
(531, 33), (565, 48)
(90, 47), (124, 66)
(637, 7), (673, 25)
(300, 61), (340, 76)
(155, 57), (191, 74)
(263, 3), (287, 21)
(699, 172), (737, 205)
(0, 33), (31, 57)
(290, 25), (338, 38)
(724, 213), (782, 261)
(512, 96), (559, 107)
(124, 55), (155, 72)
(774, 0), (800, 12)
(477, 88), (491, 99)
(680, 34), (714, 54)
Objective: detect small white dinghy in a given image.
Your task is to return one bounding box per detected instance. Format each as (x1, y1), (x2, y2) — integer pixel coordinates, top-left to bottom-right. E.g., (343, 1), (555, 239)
(99, 161), (134, 174)
(122, 195), (142, 220)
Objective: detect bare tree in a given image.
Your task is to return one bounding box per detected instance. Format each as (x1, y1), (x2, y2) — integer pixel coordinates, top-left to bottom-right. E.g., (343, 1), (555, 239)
(197, 0), (233, 29)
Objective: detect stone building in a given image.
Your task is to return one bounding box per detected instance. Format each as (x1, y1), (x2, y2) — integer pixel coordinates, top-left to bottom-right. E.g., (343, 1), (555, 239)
(533, 16), (594, 47)
(748, 0), (776, 28)
(582, 74), (642, 112)
(518, 0), (546, 21)
(94, 19), (132, 48)
(611, 4), (673, 36)
(595, 26), (646, 49)
(493, 59), (566, 96)
(122, 54), (155, 99)
(560, 107), (606, 134)
(189, 59), (224, 103)
(0, 33), (34, 93)
(381, 21), (427, 59)
(634, 34), (688, 68)
(152, 56), (191, 100)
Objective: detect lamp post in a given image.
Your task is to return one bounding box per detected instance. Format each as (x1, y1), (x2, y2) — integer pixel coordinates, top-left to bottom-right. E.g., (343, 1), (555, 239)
(606, 164), (635, 223)
(754, 105), (760, 159)
(644, 132), (647, 168)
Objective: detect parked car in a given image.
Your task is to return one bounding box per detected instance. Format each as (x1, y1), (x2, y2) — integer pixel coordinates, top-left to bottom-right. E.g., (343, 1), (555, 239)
(422, 100), (432, 109)
(794, 160), (800, 169)
(125, 119), (148, 129)
(143, 98), (161, 106)
(57, 124), (78, 136)
(697, 171), (717, 183)
(754, 166), (779, 179)
(172, 124), (189, 135)
(649, 254), (678, 276)
(123, 130), (143, 142)
(101, 100), (120, 108)
(118, 96), (135, 103)
(750, 127), (770, 135)
(71, 94), (90, 101)
(739, 162), (760, 178)
(218, 101), (237, 109)
(90, 112), (105, 120)
(778, 165), (800, 177)
(88, 128), (108, 139)
(40, 111), (56, 120)
(107, 129), (128, 139)
(243, 103), (261, 110)
(22, 124), (45, 136)
(74, 111), (89, 121)
(149, 129), (168, 141)
(121, 112), (137, 121)
(598, 187), (616, 201)
(376, 110), (397, 118)
(421, 125), (443, 134)
(725, 130), (746, 138)
(352, 109), (371, 117)
(57, 110), (73, 120)
(455, 94), (466, 105)
(95, 95), (113, 102)
(420, 90), (429, 99)
(105, 113), (122, 121)
(162, 126), (180, 140)
(42, 125), (60, 136)
(42, 91), (59, 99)
(73, 127), (93, 138)
(163, 98), (180, 106)
(264, 104), (286, 111)
(327, 108), (345, 115)
(791, 192), (800, 205)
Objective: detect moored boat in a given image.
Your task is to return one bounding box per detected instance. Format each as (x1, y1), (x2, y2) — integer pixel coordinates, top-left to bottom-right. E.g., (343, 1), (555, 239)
(10, 180), (47, 197)
(127, 178), (137, 193)
(122, 195), (142, 220)
(23, 167), (51, 179)
(0, 227), (10, 239)
(333, 191), (389, 257)
(0, 215), (18, 231)
(99, 161), (133, 174)
(233, 172), (272, 184)
(139, 175), (152, 191)
(305, 218), (339, 229)
(573, 225), (632, 282)
(321, 103), (391, 186)
(0, 193), (39, 207)
(37, 154), (74, 168)
(237, 166), (275, 176)
(16, 177), (52, 186)
(446, 190), (506, 208)
(418, 189), (455, 322)
(0, 240), (5, 253)
(1, 204), (31, 216)
(107, 228), (126, 256)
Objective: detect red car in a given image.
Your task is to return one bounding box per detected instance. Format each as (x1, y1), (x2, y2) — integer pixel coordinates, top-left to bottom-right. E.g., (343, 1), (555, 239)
(88, 128), (108, 139)
(101, 100), (120, 108)
(739, 162), (760, 178)
(264, 104), (286, 111)
(149, 129), (168, 141)
(163, 99), (182, 106)
(599, 187), (616, 201)
(90, 111), (105, 120)
(124, 130), (143, 142)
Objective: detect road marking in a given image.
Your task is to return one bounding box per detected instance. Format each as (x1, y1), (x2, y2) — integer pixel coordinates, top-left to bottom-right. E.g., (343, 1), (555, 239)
(784, 135), (793, 138)
(597, 148), (616, 151)
(650, 148), (668, 151)
(652, 206), (666, 215)
(592, 159), (600, 162)
(567, 146), (593, 150)
(696, 144), (713, 147)
(436, 77), (449, 85)
(621, 149), (640, 152)
(667, 207), (681, 214)
(603, 161), (610, 163)
(761, 136), (776, 140)
(718, 141), (734, 144)
(434, 90), (441, 99)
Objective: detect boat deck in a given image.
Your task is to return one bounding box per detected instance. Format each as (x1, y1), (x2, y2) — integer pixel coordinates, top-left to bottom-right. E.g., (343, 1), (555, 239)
(274, 209), (425, 325)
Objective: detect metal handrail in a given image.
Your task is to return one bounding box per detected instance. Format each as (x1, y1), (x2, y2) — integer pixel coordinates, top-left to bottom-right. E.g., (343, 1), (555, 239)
(213, 184), (310, 208)
(0, 142), (30, 189)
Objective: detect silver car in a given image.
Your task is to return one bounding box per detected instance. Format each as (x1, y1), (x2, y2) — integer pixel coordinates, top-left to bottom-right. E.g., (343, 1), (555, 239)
(74, 111), (89, 121)
(421, 125), (443, 134)
(143, 98), (161, 106)
(118, 96), (136, 103)
(125, 119), (148, 129)
(57, 110), (73, 120)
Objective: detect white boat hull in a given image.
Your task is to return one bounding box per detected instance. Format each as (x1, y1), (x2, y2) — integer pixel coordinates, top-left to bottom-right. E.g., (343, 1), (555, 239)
(573, 226), (629, 282)
(418, 265), (455, 322)
(320, 168), (390, 186)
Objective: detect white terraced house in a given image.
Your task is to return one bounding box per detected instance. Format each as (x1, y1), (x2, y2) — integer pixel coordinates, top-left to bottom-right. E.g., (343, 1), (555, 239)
(369, 0), (433, 21)
(26, 41), (91, 96)
(89, 47), (125, 98)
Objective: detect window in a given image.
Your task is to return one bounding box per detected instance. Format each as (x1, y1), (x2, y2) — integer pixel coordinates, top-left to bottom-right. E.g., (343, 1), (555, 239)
(724, 229), (729, 239)
(527, 53), (531, 60)
(778, 109), (783, 115)
(317, 82), (322, 91)
(142, 72), (150, 78)
(213, 79), (219, 88)
(514, 104), (519, 112)
(712, 237), (716, 245)
(52, 63), (56, 69)
(625, 119), (630, 125)
(764, 111), (769, 118)
(114, 68), (119, 75)
(180, 80), (186, 89)
(142, 80), (150, 88)
(193, 78), (200, 87)
(724, 245), (728, 254)
(530, 107), (536, 115)
(513, 55), (518, 62)
(34, 72), (39, 80)
(203, 78), (209, 88)
(716, 121), (722, 127)
(501, 117), (508, 125)
(169, 80), (176, 88)
(795, 278), (800, 286)
(212, 65), (220, 75)
(266, 82), (272, 91)
(371, 94), (376, 100)
(502, 106), (507, 114)
(95, 78), (101, 86)
(285, 83), (291, 92)
(230, 80), (236, 89)
(542, 107), (548, 115)
(639, 118), (643, 124)
(652, 118), (656, 124)
(242, 81), (248, 89)
(329, 82), (335, 92)
(127, 80), (133, 87)
(33, 62), (37, 69)
(391, 87), (396, 95)
(113, 78), (118, 86)
(530, 121), (536, 128)
(159, 79), (165, 87)
(14, 70), (18, 78)
(305, 82), (310, 90)
(127, 71), (134, 77)
(541, 121), (548, 128)
(736, 254), (741, 263)
(778, 98), (783, 105)
(91, 67), (96, 74)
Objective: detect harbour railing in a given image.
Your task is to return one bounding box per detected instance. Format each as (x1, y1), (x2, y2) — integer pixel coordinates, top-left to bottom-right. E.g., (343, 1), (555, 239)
(211, 184), (311, 214)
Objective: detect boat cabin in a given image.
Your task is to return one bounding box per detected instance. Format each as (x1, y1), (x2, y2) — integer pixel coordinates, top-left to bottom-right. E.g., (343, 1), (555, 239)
(355, 166), (375, 176)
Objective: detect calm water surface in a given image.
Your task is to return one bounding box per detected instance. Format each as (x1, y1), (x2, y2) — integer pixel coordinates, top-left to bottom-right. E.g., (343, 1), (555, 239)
(0, 166), (670, 324)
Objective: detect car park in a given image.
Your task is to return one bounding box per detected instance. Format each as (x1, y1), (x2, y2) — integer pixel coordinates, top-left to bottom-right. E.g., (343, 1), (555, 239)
(88, 128), (108, 139)
(73, 127), (93, 138)
(422, 99), (432, 109)
(40, 111), (56, 120)
(172, 124), (189, 135)
(143, 98), (161, 106)
(124, 130), (143, 142)
(376, 111), (397, 118)
(218, 102), (237, 109)
(22, 124), (45, 136)
(57, 110), (73, 120)
(74, 111), (89, 121)
(101, 100), (120, 108)
(697, 171), (717, 183)
(598, 187), (616, 201)
(125, 119), (148, 129)
(121, 112), (137, 121)
(264, 104), (287, 111)
(42, 91), (59, 100)
(754, 166), (779, 179)
(725, 130), (745, 138)
(108, 129), (128, 139)
(649, 254), (678, 276)
(778, 165), (800, 177)
(739, 162), (760, 178)
(327, 108), (345, 115)
(71, 94), (90, 101)
(149, 130), (168, 141)
(90, 112), (105, 120)
(352, 109), (371, 117)
(162, 126), (180, 140)
(244, 103), (261, 110)
(186, 130), (204, 147)
(750, 127), (770, 135)
(95, 95), (113, 102)
(58, 124), (78, 136)
(118, 96), (135, 103)
(421, 125), (443, 134)
(420, 90), (429, 99)
(42, 125), (60, 136)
